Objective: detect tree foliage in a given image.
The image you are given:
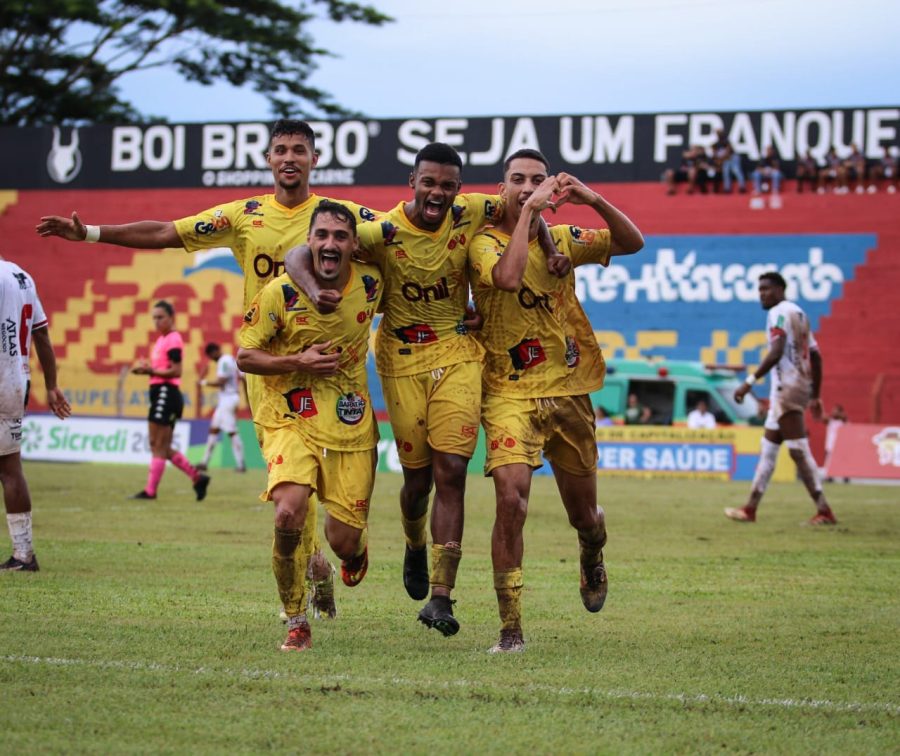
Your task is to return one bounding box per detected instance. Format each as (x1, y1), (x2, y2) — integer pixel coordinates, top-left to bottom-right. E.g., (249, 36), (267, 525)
(0, 0), (391, 125)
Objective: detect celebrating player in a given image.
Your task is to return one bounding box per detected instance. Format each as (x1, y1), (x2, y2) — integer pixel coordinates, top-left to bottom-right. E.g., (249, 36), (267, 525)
(36, 119), (379, 617)
(0, 255), (71, 571)
(198, 342), (246, 473)
(237, 200), (382, 651)
(726, 272), (837, 525)
(468, 150), (644, 652)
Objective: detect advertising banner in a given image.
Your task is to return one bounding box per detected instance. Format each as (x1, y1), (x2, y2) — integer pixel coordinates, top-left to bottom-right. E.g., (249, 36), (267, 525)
(825, 424), (900, 480)
(20, 415), (190, 465)
(3, 107), (897, 189)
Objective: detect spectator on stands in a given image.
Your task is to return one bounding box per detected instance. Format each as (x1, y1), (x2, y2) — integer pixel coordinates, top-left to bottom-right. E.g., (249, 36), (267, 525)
(664, 145), (707, 195)
(712, 129), (746, 194)
(795, 151), (819, 193)
(624, 393), (652, 425)
(843, 144), (867, 194)
(867, 146), (898, 194)
(818, 147), (847, 194)
(751, 146), (783, 195)
(594, 405), (614, 427)
(686, 399), (717, 429)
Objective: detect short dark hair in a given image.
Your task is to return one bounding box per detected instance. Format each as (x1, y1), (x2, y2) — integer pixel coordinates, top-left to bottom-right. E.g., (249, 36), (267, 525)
(204, 342), (220, 358)
(414, 142), (463, 172)
(759, 271), (787, 290)
(269, 119), (316, 151)
(504, 148), (550, 174)
(310, 199), (357, 234)
(153, 300), (174, 317)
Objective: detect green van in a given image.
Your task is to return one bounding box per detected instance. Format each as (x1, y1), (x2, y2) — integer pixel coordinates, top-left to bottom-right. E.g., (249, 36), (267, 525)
(590, 359), (763, 426)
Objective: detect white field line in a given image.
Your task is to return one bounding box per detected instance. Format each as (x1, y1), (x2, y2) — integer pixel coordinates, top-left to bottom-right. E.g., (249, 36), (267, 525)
(2, 654), (898, 716)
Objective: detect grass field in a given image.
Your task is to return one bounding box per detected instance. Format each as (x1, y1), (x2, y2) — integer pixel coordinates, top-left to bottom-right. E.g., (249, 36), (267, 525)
(1, 462), (898, 754)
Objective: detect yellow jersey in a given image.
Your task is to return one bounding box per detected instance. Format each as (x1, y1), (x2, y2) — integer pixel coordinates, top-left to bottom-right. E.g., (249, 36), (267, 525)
(238, 265), (382, 451)
(173, 193), (377, 311)
(357, 194), (499, 377)
(469, 224), (612, 399)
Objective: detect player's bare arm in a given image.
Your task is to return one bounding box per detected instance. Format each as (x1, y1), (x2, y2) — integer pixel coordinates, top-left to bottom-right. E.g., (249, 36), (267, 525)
(237, 342), (340, 376)
(492, 177), (560, 291)
(31, 326), (71, 420)
(556, 173), (644, 256)
(283, 244), (343, 314)
(734, 334), (785, 403)
(36, 211), (182, 248)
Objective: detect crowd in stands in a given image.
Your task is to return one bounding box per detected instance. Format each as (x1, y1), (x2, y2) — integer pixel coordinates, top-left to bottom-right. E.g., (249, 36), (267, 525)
(664, 132), (898, 196)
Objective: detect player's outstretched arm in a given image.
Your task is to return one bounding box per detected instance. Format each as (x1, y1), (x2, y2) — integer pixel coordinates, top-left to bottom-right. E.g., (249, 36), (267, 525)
(31, 326), (71, 419)
(284, 245), (342, 314)
(556, 173), (644, 257)
(36, 211), (182, 249)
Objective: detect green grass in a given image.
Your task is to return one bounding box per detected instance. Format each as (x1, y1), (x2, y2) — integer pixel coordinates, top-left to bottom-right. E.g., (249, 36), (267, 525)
(2, 463), (898, 754)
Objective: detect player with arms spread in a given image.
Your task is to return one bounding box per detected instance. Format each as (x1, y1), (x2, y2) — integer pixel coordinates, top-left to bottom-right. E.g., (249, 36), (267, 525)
(36, 119), (379, 617)
(727, 271), (837, 525)
(238, 200), (382, 651)
(468, 149), (644, 652)
(286, 142), (568, 637)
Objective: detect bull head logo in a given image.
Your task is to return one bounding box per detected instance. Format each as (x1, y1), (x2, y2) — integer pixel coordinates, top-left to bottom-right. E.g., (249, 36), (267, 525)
(47, 127), (82, 184)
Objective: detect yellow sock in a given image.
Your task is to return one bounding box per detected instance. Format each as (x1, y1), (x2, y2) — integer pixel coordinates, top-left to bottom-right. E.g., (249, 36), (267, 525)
(577, 512), (607, 570)
(272, 526), (308, 617)
(430, 543), (462, 591)
(354, 526), (368, 558)
(401, 511), (428, 551)
(494, 568), (524, 632)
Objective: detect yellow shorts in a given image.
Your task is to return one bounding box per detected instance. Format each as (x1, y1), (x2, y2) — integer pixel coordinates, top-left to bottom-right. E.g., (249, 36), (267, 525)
(481, 393), (598, 476)
(382, 360), (482, 469)
(260, 426), (375, 531)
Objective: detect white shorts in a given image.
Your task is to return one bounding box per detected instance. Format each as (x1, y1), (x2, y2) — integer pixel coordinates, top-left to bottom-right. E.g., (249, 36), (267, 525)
(211, 393), (240, 434)
(0, 417), (23, 456)
(765, 383), (811, 431)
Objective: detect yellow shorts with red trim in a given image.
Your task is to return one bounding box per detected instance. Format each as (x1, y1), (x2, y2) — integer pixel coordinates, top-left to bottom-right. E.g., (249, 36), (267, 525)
(260, 426), (375, 531)
(481, 393), (598, 476)
(382, 360), (482, 469)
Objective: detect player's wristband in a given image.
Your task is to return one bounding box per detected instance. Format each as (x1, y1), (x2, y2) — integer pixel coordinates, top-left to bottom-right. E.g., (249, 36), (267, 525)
(84, 225), (101, 243)
(744, 374), (757, 386)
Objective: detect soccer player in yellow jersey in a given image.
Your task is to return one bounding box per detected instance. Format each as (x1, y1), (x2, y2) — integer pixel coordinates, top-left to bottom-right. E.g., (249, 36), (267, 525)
(237, 200), (382, 651)
(287, 143), (567, 637)
(35, 119), (379, 620)
(469, 149), (644, 653)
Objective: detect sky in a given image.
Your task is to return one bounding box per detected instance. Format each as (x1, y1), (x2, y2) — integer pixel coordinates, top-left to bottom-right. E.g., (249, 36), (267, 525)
(117, 0), (899, 122)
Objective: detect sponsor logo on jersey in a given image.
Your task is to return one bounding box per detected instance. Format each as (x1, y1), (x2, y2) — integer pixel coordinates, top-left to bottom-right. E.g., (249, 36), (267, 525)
(448, 232), (467, 251)
(518, 285), (553, 312)
(194, 210), (231, 236)
(484, 199), (498, 220)
(1, 317), (17, 357)
(381, 221), (400, 245)
(394, 248), (408, 259)
(401, 277), (450, 303)
(354, 498), (370, 512)
(295, 315), (308, 325)
(252, 253), (285, 280)
(569, 226), (597, 245)
(461, 425), (477, 438)
(359, 207), (376, 222)
(283, 387), (317, 418)
(489, 436), (516, 450)
(394, 323), (438, 345)
(281, 283), (306, 312)
(362, 274), (379, 302)
(336, 392), (366, 425)
(565, 336), (580, 368)
(242, 200), (264, 216)
(508, 337), (546, 371)
(12, 273), (29, 290)
(252, 219), (264, 227)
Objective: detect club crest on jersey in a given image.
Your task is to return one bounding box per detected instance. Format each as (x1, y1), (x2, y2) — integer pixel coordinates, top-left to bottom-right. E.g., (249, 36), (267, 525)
(484, 198), (498, 220)
(12, 272), (29, 290)
(362, 274), (379, 302)
(450, 204), (469, 228)
(381, 221), (400, 245)
(564, 336), (580, 368)
(394, 323), (438, 345)
(336, 392), (366, 425)
(281, 283), (306, 312)
(242, 200), (264, 216)
(509, 338), (546, 371)
(283, 387), (317, 418)
(359, 207), (376, 222)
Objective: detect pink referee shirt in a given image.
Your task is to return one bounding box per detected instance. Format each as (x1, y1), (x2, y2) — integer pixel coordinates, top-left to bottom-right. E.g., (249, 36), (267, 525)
(150, 331), (183, 386)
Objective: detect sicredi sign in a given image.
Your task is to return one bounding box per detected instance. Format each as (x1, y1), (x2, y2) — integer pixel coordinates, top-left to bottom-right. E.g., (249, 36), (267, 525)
(21, 415), (190, 464)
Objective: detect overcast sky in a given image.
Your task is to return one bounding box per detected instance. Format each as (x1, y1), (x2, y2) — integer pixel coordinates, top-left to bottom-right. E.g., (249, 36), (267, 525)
(117, 0), (898, 122)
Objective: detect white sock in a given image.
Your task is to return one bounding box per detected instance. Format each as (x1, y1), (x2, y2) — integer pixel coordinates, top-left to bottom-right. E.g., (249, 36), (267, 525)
(7, 512), (33, 562)
(201, 433), (218, 466)
(230, 434), (245, 468)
